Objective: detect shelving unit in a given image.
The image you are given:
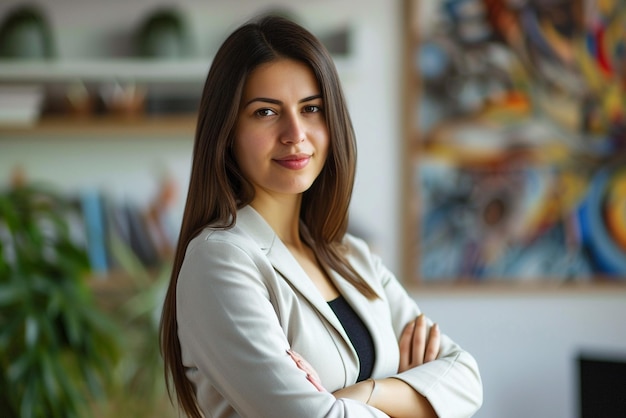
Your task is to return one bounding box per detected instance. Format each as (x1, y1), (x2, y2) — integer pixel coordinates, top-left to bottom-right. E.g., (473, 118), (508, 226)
(0, 59), (211, 83)
(0, 58), (207, 136)
(0, 114), (197, 137)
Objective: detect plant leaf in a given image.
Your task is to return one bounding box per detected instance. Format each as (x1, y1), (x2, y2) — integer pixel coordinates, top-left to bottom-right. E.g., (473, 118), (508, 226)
(24, 315), (39, 348)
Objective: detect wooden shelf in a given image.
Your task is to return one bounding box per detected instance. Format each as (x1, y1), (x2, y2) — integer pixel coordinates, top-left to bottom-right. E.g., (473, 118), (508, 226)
(0, 59), (211, 84)
(0, 114), (197, 138)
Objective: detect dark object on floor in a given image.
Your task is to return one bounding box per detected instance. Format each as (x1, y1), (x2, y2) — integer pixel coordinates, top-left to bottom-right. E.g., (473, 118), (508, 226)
(578, 352), (626, 418)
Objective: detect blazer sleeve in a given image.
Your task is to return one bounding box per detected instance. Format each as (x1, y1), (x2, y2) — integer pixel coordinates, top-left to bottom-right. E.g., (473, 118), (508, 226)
(363, 242), (483, 418)
(176, 234), (390, 418)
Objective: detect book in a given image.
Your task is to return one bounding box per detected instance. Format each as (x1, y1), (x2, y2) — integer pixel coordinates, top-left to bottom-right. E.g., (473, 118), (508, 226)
(79, 189), (109, 276)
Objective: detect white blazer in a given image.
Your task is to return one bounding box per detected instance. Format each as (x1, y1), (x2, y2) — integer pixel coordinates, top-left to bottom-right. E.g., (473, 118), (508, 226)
(177, 205), (482, 418)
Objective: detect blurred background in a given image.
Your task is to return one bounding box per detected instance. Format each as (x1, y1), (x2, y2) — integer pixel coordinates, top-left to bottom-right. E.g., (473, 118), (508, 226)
(0, 0), (624, 417)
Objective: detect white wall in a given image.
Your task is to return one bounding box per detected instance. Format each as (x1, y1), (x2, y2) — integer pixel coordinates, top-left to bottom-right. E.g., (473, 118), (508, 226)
(2, 2), (625, 417)
(414, 288), (626, 418)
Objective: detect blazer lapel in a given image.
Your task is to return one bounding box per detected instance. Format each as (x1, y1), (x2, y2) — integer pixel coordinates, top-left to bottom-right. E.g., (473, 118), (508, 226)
(236, 206), (352, 344)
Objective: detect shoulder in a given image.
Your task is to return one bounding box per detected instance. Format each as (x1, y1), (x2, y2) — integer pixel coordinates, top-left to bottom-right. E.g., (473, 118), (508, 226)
(177, 224), (276, 301)
(341, 233), (383, 283)
(342, 232), (369, 250)
(184, 224), (268, 268)
(188, 224), (254, 251)
(342, 233), (379, 266)
(341, 233), (398, 291)
(185, 205), (276, 260)
(180, 205), (279, 278)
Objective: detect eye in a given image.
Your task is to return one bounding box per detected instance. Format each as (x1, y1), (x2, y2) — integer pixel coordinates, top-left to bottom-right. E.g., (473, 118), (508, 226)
(303, 105), (322, 113)
(254, 108), (277, 117)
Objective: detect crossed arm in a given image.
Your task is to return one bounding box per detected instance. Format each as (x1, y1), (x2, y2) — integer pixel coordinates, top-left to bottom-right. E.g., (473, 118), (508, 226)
(290, 313), (440, 418)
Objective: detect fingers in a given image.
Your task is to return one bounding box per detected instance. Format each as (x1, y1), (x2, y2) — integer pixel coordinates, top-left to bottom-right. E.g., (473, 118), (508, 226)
(306, 371), (326, 392)
(287, 349), (326, 392)
(424, 323), (440, 363)
(398, 314), (441, 372)
(398, 320), (415, 372)
(412, 314), (427, 366)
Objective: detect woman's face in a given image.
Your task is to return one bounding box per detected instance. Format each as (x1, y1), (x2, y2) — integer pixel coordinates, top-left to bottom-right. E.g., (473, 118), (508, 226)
(233, 59), (329, 202)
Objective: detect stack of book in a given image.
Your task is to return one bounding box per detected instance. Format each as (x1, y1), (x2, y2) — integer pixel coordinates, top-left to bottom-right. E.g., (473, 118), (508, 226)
(77, 188), (176, 277)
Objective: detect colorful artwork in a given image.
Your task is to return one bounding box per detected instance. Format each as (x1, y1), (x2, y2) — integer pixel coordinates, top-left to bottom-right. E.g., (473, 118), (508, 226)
(411, 0), (626, 282)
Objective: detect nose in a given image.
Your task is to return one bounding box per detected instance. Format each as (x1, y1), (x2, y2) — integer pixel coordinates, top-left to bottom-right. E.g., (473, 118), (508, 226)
(279, 112), (305, 144)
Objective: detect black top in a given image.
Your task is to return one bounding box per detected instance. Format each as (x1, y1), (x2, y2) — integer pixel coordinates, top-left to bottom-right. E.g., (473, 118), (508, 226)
(327, 295), (376, 382)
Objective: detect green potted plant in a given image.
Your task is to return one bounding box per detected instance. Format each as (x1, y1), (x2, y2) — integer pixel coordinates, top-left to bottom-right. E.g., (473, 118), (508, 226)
(0, 182), (119, 418)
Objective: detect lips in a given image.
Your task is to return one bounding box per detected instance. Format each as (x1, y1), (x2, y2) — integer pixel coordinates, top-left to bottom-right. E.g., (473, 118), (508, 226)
(274, 154), (311, 170)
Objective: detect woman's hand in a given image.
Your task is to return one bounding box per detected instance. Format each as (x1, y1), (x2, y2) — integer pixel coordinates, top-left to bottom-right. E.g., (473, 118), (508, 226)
(287, 349), (326, 392)
(398, 313), (440, 373)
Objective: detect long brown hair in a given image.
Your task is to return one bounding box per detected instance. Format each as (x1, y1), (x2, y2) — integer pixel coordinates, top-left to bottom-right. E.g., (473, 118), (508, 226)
(160, 15), (377, 417)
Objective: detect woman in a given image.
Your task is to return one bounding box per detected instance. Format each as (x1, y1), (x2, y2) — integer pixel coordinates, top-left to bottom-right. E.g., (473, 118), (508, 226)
(160, 15), (482, 418)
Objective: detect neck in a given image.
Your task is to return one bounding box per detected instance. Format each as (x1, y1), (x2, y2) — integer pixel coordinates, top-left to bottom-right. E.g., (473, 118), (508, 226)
(250, 194), (303, 247)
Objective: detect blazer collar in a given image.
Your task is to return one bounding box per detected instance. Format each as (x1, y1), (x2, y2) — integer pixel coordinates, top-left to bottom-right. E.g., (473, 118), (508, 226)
(236, 206), (353, 344)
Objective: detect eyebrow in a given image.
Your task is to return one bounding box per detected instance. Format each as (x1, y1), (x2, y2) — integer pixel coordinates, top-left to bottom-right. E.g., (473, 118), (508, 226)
(243, 94), (322, 108)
